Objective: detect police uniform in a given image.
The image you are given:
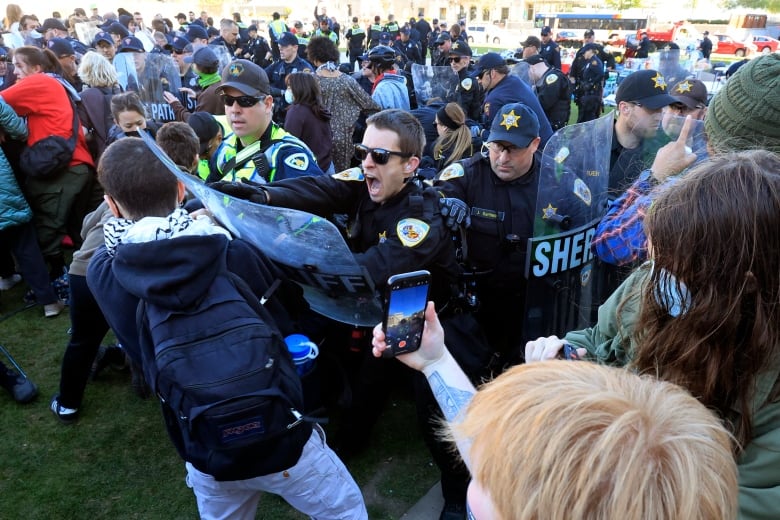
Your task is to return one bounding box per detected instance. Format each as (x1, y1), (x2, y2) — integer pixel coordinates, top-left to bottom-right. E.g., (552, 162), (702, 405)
(399, 38), (421, 66)
(367, 22), (383, 49)
(456, 67), (482, 121)
(383, 20), (400, 41)
(536, 66), (571, 130)
(482, 74), (553, 146)
(539, 39), (562, 70)
(245, 35), (272, 67)
(314, 27), (338, 44)
(264, 56), (313, 122)
(268, 18), (289, 60)
(576, 54), (604, 123)
(213, 122), (322, 183)
(261, 168), (489, 511)
(345, 24), (366, 70)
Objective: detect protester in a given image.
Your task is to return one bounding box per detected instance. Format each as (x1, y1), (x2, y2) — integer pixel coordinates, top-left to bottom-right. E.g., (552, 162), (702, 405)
(106, 91), (162, 144)
(366, 45), (409, 110)
(0, 98), (63, 318)
(2, 46), (100, 284)
(163, 45), (224, 121)
(306, 36), (380, 172)
(371, 306), (738, 520)
(87, 137), (367, 519)
(77, 52), (123, 161)
(528, 149), (780, 519)
(283, 72), (334, 174)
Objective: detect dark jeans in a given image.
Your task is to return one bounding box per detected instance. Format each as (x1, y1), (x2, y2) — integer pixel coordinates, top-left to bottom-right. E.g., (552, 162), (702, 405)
(0, 221), (58, 304)
(57, 274), (110, 409)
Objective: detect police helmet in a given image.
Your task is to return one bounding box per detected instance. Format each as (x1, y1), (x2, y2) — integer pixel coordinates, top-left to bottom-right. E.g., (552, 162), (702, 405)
(368, 45), (396, 67)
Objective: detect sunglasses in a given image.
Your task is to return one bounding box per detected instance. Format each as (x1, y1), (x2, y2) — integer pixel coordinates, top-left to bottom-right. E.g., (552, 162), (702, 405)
(172, 49), (185, 55)
(448, 56), (463, 63)
(221, 94), (265, 107)
(354, 144), (412, 165)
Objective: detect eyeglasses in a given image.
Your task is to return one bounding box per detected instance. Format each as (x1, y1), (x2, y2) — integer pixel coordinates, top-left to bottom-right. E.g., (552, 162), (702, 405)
(354, 144), (412, 165)
(487, 141), (521, 155)
(448, 56), (463, 63)
(173, 49), (185, 55)
(222, 94), (265, 107)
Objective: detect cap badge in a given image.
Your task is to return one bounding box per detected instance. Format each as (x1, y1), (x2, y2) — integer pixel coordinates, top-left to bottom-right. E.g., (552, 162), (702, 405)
(499, 109), (520, 130)
(651, 72), (667, 90)
(675, 80), (692, 93)
(228, 62), (244, 77)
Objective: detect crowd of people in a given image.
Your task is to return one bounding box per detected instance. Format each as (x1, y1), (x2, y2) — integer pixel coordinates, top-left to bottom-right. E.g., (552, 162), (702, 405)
(1, 4), (779, 519)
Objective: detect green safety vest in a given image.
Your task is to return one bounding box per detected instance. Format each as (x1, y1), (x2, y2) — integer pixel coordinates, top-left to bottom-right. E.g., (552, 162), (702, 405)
(269, 19), (287, 39)
(315, 28), (338, 43)
(216, 124), (310, 183)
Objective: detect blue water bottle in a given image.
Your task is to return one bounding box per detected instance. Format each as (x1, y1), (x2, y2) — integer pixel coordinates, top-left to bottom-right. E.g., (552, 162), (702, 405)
(284, 334), (319, 377)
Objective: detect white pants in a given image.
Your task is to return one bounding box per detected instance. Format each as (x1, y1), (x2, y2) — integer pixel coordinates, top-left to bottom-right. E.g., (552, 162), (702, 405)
(185, 425), (367, 520)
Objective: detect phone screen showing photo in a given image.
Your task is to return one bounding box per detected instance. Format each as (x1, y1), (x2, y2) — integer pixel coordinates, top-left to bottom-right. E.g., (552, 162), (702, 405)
(385, 282), (428, 356)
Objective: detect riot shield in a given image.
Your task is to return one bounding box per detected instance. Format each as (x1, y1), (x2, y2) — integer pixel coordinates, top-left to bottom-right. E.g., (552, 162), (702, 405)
(74, 22), (101, 48)
(509, 61), (532, 87)
(138, 131), (382, 327)
(657, 48), (694, 87)
(410, 64), (459, 105)
(114, 53), (181, 122)
(524, 114), (613, 339)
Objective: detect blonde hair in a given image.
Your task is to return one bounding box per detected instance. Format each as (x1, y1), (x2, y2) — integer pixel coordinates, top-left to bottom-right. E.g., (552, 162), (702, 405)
(432, 102), (472, 167)
(451, 361), (738, 520)
(78, 51), (119, 88)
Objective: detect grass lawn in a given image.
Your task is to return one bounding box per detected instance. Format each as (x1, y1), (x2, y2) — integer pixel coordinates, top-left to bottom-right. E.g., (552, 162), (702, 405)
(0, 280), (438, 518)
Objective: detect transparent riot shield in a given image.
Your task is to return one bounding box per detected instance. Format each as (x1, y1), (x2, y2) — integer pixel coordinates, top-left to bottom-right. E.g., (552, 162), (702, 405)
(524, 114), (613, 339)
(139, 131), (382, 327)
(410, 63), (459, 105)
(509, 61), (532, 88)
(657, 48), (694, 87)
(74, 22), (101, 48)
(114, 53), (182, 123)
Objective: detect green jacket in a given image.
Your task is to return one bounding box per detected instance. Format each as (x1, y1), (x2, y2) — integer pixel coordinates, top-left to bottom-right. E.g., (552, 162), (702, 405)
(565, 263), (780, 519)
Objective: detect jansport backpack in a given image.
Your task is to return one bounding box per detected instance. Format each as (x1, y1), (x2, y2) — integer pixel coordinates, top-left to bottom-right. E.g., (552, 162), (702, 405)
(137, 267), (309, 481)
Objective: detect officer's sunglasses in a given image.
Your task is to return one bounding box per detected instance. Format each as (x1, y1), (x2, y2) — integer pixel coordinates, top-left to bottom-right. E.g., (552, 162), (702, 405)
(221, 94), (265, 107)
(354, 144), (412, 165)
(448, 56), (463, 63)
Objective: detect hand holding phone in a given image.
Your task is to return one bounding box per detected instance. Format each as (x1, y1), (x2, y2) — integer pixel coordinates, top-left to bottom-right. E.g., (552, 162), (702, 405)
(382, 270), (431, 358)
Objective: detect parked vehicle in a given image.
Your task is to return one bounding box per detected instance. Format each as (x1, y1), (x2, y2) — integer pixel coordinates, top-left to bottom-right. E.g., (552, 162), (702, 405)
(466, 23), (514, 45)
(713, 34), (757, 56)
(751, 35), (779, 53)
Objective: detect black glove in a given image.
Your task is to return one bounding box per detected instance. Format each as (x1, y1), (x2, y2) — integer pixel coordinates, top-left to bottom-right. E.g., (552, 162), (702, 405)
(207, 180), (268, 204)
(439, 197), (470, 231)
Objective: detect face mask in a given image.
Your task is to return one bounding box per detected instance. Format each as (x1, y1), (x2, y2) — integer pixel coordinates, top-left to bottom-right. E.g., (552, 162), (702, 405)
(650, 262), (691, 317)
(284, 88), (294, 104)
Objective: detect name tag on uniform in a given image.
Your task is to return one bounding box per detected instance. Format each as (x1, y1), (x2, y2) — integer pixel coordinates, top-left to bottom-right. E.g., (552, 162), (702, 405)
(471, 207), (504, 221)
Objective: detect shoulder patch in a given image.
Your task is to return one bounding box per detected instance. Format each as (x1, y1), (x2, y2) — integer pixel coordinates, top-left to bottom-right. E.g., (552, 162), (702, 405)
(438, 163), (465, 181)
(283, 152), (310, 171)
(573, 178), (592, 206)
(591, 59), (598, 66)
(332, 167), (365, 181)
(396, 218), (430, 247)
(460, 77), (473, 91)
(545, 74), (558, 85)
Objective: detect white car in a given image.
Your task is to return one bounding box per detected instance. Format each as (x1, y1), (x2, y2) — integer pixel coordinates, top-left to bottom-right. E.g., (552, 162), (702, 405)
(466, 23), (509, 45)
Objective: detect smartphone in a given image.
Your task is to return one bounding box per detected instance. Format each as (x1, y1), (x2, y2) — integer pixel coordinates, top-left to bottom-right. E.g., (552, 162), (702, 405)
(382, 270), (431, 358)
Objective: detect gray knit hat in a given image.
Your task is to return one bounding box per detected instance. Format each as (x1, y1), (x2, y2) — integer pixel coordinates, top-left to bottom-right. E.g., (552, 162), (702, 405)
(705, 54), (780, 154)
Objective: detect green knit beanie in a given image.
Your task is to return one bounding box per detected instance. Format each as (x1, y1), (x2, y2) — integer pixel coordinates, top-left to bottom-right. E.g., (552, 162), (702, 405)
(705, 53), (780, 154)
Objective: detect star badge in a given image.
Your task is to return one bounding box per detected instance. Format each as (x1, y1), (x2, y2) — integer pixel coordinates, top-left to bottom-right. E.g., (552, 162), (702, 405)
(651, 72), (667, 90)
(541, 203), (558, 220)
(675, 80), (692, 93)
(228, 62), (244, 77)
(500, 109), (521, 130)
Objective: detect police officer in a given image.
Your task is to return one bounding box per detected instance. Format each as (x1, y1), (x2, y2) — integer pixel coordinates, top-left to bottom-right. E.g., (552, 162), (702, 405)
(575, 43), (604, 123)
(212, 108), (492, 520)
(435, 101), (543, 365)
(569, 29), (615, 87)
(264, 32), (313, 123)
(475, 52), (554, 146)
(367, 15), (384, 49)
(210, 60), (322, 183)
(314, 17), (338, 44)
(539, 25), (562, 70)
(384, 14), (400, 42)
(267, 12), (289, 61)
(398, 26), (422, 65)
(243, 24), (272, 67)
(344, 16), (366, 71)
(523, 53), (570, 131)
(449, 40), (482, 121)
(432, 31), (452, 66)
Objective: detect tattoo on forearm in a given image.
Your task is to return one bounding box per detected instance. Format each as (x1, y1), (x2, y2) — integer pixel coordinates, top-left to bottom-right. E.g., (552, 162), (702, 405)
(428, 371), (475, 421)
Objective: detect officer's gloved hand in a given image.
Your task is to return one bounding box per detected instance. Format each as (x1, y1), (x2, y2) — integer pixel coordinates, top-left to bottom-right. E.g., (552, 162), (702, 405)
(207, 180), (268, 204)
(439, 198), (470, 231)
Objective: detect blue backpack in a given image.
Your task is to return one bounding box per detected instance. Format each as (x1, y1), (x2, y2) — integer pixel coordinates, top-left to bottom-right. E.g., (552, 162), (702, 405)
(137, 266), (310, 481)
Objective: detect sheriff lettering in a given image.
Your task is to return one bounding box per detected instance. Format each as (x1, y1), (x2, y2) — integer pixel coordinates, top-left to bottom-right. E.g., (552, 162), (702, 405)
(527, 222), (597, 278)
